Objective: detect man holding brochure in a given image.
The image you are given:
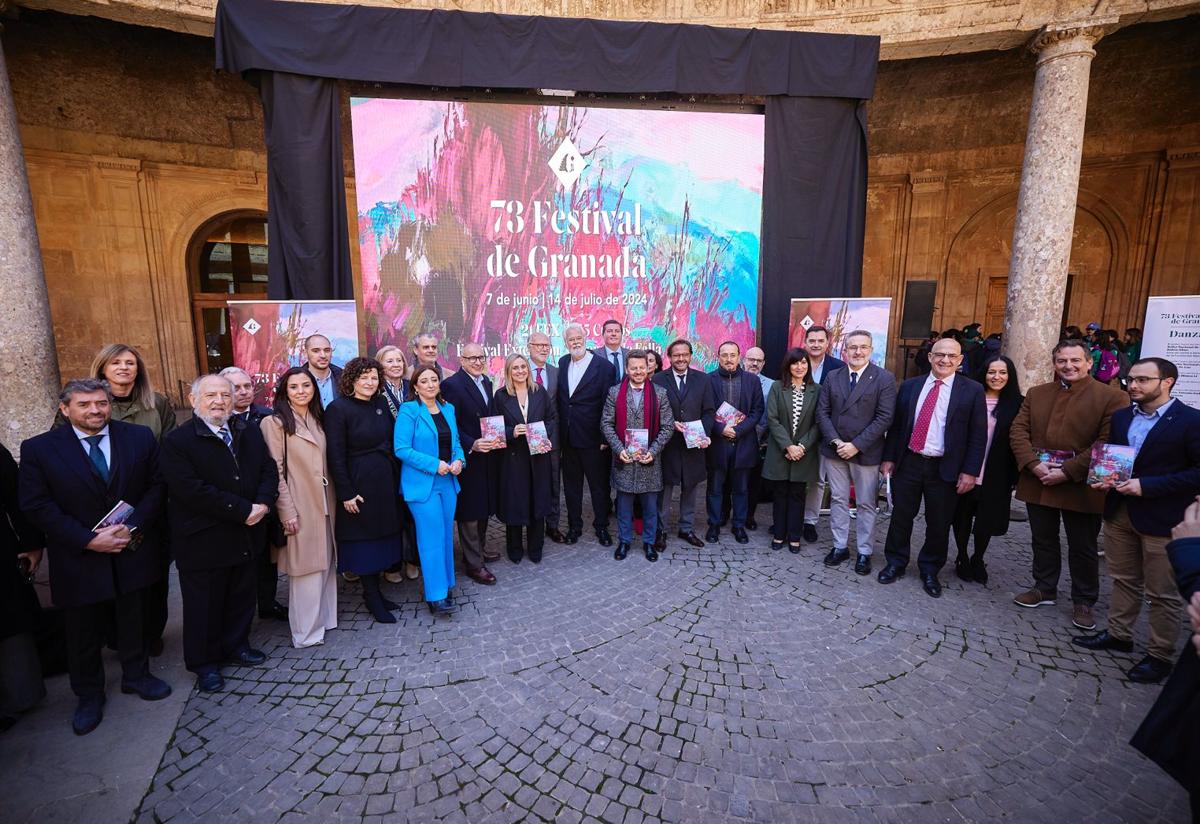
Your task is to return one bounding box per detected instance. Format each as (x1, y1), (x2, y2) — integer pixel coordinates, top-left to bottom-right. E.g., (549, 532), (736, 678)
(653, 339), (714, 549)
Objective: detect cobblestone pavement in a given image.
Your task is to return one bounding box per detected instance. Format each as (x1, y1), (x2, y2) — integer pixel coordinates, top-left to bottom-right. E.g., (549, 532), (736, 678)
(134, 502), (1188, 823)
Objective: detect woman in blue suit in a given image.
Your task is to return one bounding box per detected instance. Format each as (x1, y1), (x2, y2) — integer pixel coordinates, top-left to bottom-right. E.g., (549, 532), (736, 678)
(394, 365), (465, 616)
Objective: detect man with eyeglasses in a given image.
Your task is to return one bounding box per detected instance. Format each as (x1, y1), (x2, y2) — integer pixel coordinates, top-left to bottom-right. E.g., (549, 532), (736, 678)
(1072, 357), (1200, 683)
(877, 338), (987, 597)
(527, 332), (565, 543)
(815, 330), (896, 574)
(742, 346), (774, 531)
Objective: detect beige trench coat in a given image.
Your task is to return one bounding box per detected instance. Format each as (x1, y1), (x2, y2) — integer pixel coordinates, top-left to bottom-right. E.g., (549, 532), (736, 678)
(261, 413), (337, 577)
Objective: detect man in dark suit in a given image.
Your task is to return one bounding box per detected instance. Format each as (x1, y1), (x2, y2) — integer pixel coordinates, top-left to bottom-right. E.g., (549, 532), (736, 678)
(653, 339), (715, 549)
(878, 338), (987, 597)
(528, 332), (565, 543)
(816, 330), (896, 574)
(160, 374), (278, 693)
(441, 342), (500, 585)
(19, 378), (171, 734)
(705, 340), (764, 544)
(559, 323), (616, 545)
(1073, 357), (1200, 683)
(592, 319), (630, 386)
(302, 333), (344, 409)
(802, 325), (846, 542)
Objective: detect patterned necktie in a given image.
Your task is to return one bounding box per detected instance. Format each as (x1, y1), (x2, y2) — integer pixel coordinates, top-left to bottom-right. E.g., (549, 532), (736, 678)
(908, 379), (943, 453)
(535, 367), (544, 387)
(84, 434), (109, 483)
(218, 425), (233, 450)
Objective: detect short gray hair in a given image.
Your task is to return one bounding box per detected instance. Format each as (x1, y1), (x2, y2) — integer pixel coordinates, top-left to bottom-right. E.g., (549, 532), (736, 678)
(218, 367), (250, 380)
(844, 329), (873, 346)
(412, 332), (438, 348)
(190, 374), (234, 398)
(59, 378), (112, 405)
(563, 323), (585, 340)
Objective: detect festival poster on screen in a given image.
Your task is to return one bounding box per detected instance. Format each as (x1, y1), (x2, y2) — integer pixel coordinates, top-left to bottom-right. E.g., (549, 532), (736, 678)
(228, 300), (359, 404)
(349, 98), (764, 371)
(787, 298), (891, 367)
(1143, 295), (1200, 406)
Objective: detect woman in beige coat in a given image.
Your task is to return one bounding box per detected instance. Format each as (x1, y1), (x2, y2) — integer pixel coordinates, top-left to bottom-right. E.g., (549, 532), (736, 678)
(261, 367), (338, 648)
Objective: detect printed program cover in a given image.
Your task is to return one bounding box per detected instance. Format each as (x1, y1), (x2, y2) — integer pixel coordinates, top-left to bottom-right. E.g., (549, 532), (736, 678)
(624, 428), (650, 461)
(527, 420), (553, 455)
(715, 402), (746, 427)
(1036, 448), (1075, 469)
(480, 415), (507, 448)
(1087, 442), (1136, 486)
(682, 420), (708, 449)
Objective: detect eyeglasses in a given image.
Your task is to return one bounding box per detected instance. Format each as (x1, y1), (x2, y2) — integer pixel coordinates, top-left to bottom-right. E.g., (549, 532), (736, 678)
(1128, 376), (1163, 385)
(462, 355), (486, 362)
(845, 345), (871, 352)
(931, 353), (961, 360)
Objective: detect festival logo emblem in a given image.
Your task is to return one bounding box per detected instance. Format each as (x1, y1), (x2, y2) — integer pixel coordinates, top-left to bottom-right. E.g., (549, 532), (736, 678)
(548, 136), (586, 189)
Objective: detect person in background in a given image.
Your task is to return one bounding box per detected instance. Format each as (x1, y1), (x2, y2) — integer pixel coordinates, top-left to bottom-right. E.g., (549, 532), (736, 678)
(763, 349), (821, 553)
(493, 353), (557, 564)
(742, 346), (774, 532)
(221, 367), (273, 424)
(21, 378), (171, 733)
(375, 345), (419, 583)
(801, 325), (846, 543)
(1091, 329), (1122, 385)
(260, 368), (338, 648)
(323, 357), (405, 624)
(441, 342), (500, 586)
(411, 332), (452, 380)
(705, 341), (764, 545)
(951, 354), (1023, 585)
(527, 332), (565, 544)
(914, 331), (938, 376)
(1063, 325), (1083, 342)
(1123, 327), (1143, 364)
(0, 442), (44, 734)
(1083, 322), (1101, 347)
(558, 323), (617, 546)
(594, 319), (630, 385)
(645, 349), (664, 377)
(653, 339), (713, 550)
(1009, 339), (1128, 631)
(394, 366), (465, 616)
(302, 334), (343, 410)
(601, 350), (674, 562)
(1073, 358), (1200, 683)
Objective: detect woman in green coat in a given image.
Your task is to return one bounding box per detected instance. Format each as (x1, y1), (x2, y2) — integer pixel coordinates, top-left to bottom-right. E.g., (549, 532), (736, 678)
(763, 348), (821, 553)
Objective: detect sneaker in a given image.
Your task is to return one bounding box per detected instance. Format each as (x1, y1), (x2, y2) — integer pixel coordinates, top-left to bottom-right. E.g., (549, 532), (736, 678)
(1072, 604), (1097, 631)
(1013, 588), (1056, 608)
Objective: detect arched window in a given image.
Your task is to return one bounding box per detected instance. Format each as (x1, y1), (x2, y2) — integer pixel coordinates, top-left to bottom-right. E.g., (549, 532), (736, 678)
(188, 211), (268, 374)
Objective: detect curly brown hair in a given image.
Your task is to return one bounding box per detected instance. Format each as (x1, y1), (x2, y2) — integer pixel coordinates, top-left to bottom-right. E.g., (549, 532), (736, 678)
(338, 357), (382, 398)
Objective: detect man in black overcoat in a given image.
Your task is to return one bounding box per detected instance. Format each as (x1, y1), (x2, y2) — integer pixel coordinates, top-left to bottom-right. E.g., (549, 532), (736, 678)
(19, 378), (171, 735)
(653, 339), (714, 549)
(160, 374), (277, 693)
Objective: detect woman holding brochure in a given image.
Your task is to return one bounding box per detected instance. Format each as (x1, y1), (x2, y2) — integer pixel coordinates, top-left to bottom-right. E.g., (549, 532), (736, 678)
(492, 354), (558, 564)
(763, 348), (821, 553)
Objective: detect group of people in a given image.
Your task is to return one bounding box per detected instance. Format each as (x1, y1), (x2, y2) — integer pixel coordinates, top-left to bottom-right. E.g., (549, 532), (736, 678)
(3, 320), (1199, 744)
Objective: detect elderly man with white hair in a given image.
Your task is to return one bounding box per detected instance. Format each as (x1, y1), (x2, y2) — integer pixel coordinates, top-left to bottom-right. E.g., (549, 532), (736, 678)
(219, 367), (273, 426)
(160, 374), (279, 694)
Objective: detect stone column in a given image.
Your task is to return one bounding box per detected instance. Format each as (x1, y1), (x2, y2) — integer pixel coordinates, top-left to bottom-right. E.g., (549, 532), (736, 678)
(0, 31), (61, 456)
(1002, 19), (1116, 392)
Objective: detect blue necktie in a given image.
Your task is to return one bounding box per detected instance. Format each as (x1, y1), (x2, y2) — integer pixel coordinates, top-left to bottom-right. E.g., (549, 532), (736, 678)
(850, 371), (858, 390)
(218, 426), (233, 450)
(610, 351), (620, 380)
(85, 434), (109, 483)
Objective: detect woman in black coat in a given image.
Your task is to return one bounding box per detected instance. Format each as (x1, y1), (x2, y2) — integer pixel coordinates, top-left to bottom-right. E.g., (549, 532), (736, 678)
(0, 443), (45, 731)
(323, 357), (404, 623)
(952, 353), (1023, 585)
(493, 354), (558, 563)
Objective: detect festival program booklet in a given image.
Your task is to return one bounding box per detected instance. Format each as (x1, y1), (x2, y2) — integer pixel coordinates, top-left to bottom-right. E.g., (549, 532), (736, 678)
(682, 420), (708, 449)
(1036, 448), (1075, 469)
(93, 500), (135, 531)
(526, 421), (553, 455)
(715, 402), (746, 427)
(480, 415), (507, 448)
(1087, 442), (1136, 486)
(624, 428), (650, 461)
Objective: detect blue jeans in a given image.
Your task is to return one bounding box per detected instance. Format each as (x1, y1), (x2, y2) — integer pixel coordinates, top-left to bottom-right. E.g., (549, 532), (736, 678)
(616, 491), (658, 545)
(707, 467), (749, 528)
(408, 474), (458, 602)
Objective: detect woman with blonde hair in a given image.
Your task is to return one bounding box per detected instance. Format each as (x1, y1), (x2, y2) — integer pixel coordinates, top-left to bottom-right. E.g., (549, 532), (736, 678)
(88, 343), (176, 441)
(374, 344), (419, 583)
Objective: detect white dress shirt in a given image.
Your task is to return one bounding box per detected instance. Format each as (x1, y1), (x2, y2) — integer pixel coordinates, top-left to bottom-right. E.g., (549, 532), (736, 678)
(603, 346), (623, 380)
(567, 352), (593, 396)
(912, 372), (955, 457)
(73, 425), (112, 466)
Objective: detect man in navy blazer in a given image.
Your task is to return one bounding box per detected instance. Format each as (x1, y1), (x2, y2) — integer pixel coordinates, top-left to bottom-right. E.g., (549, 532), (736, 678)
(19, 378), (171, 735)
(559, 323), (616, 545)
(802, 325), (847, 542)
(704, 340), (764, 544)
(1073, 357), (1200, 683)
(878, 338), (987, 597)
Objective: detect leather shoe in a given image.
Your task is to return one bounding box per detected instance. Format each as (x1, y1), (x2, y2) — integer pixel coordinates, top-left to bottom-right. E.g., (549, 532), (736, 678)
(970, 555), (988, 585)
(802, 523), (819, 543)
(427, 599), (456, 616)
(679, 531), (705, 548)
(823, 547), (850, 567)
(228, 648), (267, 666)
(745, 518), (758, 531)
(614, 542), (630, 560)
(1071, 630), (1134, 653)
(72, 695), (105, 735)
(467, 566), (497, 585)
(121, 674), (172, 701)
(546, 527), (566, 544)
(1127, 655), (1173, 684)
(643, 543), (658, 562)
(705, 526), (720, 544)
(258, 601), (288, 621)
(854, 554), (871, 576)
(564, 530), (580, 544)
(954, 557), (973, 582)
(877, 563), (905, 584)
(732, 527), (749, 544)
(921, 573), (942, 598)
(596, 529), (613, 547)
(196, 671), (225, 693)
(771, 539), (785, 551)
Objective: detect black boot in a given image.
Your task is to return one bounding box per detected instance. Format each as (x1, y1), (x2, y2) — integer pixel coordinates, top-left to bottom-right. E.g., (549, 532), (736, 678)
(361, 574), (397, 623)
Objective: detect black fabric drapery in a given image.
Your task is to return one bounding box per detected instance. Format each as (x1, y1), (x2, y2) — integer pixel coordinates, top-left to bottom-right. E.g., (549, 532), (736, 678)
(215, 0), (878, 354)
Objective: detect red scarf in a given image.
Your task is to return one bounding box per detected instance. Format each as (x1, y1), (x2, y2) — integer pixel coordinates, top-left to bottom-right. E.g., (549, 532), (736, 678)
(614, 377), (659, 445)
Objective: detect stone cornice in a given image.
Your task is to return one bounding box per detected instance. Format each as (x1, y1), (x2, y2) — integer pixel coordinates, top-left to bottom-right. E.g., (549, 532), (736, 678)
(1029, 16), (1119, 59)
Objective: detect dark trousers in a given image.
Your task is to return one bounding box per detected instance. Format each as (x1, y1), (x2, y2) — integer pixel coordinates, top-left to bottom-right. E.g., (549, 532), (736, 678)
(142, 565), (169, 645)
(179, 560), (256, 675)
(562, 445), (611, 533)
(65, 587), (149, 697)
(546, 449), (561, 530)
(506, 522), (546, 563)
(883, 455), (958, 575)
(707, 464), (749, 529)
(771, 480), (807, 542)
(951, 487), (992, 561)
(1026, 502), (1101, 605)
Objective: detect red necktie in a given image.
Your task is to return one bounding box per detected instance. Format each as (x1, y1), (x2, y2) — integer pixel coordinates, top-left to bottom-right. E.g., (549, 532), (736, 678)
(535, 367), (544, 387)
(908, 379), (942, 453)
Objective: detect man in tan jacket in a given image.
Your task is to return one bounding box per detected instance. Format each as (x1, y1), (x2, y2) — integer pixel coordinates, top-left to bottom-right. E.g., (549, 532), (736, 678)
(1009, 339), (1128, 630)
